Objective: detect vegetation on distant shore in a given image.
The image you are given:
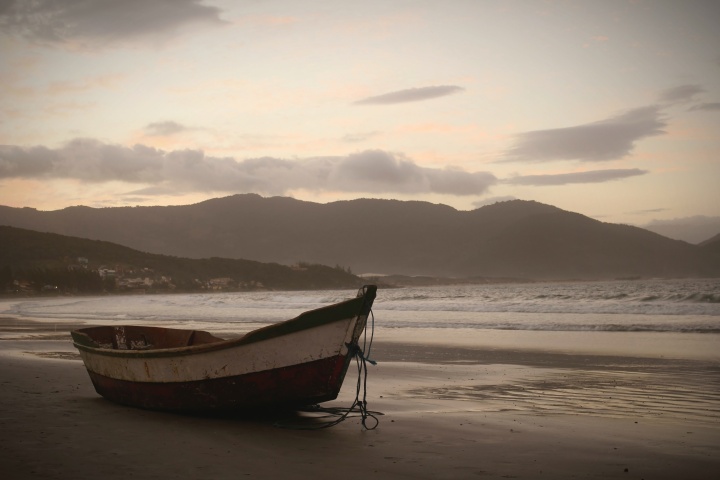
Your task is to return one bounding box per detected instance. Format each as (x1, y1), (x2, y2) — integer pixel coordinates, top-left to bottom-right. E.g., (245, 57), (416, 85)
(0, 226), (362, 295)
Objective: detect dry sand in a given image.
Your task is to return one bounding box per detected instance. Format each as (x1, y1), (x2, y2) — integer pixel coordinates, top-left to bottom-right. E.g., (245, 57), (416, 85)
(1, 317), (718, 479)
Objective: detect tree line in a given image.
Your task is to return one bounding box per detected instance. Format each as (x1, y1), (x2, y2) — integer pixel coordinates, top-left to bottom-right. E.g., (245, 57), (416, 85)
(1, 265), (114, 294)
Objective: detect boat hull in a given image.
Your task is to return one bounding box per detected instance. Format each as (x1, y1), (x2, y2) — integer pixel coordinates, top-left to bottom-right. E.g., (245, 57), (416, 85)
(72, 286), (376, 412)
(86, 354), (349, 411)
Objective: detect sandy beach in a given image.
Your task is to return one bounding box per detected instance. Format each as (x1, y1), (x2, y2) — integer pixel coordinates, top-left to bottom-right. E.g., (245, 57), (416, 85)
(1, 316), (718, 479)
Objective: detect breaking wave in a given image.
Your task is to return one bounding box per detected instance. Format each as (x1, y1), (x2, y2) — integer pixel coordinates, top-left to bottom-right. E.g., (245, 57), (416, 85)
(1, 278), (718, 333)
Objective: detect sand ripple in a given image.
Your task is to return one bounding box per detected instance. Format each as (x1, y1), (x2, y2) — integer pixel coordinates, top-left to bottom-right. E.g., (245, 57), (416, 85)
(407, 367), (720, 425)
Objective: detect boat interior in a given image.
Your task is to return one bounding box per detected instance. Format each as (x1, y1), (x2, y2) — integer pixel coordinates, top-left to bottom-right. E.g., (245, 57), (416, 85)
(76, 326), (225, 350)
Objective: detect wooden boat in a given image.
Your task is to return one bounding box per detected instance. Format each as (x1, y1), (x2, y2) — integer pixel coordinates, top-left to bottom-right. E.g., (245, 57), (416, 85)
(71, 285), (377, 412)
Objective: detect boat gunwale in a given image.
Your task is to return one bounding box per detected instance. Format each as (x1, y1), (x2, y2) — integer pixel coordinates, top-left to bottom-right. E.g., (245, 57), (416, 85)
(72, 287), (375, 359)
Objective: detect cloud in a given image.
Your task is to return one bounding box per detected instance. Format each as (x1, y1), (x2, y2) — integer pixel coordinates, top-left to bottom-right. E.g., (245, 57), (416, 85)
(326, 151), (495, 195)
(0, 140), (497, 197)
(645, 215), (720, 226)
(689, 102), (720, 112)
(504, 106), (666, 162)
(658, 84), (705, 104)
(0, 0), (225, 48)
(144, 121), (189, 136)
(629, 208), (669, 215)
(354, 86), (465, 105)
(504, 168), (648, 186)
(0, 139), (167, 183)
(0, 145), (59, 178)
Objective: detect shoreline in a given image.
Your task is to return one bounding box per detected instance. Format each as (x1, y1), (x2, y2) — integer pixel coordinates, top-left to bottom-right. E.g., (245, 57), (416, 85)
(2, 274), (719, 300)
(2, 318), (719, 479)
(4, 312), (719, 362)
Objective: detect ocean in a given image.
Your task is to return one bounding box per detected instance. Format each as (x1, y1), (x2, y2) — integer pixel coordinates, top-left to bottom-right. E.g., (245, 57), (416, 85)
(2, 278), (719, 360)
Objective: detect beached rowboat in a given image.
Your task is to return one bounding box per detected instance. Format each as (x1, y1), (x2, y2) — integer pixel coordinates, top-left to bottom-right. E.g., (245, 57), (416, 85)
(71, 285), (377, 412)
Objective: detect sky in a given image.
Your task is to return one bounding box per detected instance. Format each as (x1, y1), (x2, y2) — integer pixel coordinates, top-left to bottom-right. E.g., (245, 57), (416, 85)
(1, 0), (719, 228)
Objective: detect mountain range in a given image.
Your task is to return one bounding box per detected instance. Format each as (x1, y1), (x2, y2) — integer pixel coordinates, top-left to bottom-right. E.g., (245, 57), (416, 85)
(1, 194), (719, 280)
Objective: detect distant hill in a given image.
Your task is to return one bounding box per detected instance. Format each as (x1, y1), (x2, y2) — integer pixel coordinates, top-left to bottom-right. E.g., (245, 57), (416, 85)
(699, 233), (720, 261)
(699, 232), (720, 248)
(0, 225), (363, 293)
(642, 216), (720, 244)
(1, 195), (718, 280)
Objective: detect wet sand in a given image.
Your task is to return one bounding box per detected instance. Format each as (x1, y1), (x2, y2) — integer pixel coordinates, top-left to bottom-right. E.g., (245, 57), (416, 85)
(1, 317), (719, 479)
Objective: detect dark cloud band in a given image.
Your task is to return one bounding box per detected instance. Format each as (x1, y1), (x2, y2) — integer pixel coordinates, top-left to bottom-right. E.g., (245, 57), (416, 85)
(144, 121), (189, 136)
(505, 168), (648, 186)
(689, 102), (720, 112)
(504, 106), (666, 162)
(658, 84), (705, 104)
(0, 0), (225, 47)
(0, 140), (496, 197)
(354, 86), (465, 105)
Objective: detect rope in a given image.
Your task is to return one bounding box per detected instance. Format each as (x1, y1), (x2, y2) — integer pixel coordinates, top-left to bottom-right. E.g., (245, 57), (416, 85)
(274, 309), (382, 430)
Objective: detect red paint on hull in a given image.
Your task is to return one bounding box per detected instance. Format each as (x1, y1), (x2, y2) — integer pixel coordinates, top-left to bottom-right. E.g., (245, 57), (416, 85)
(86, 354), (350, 412)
